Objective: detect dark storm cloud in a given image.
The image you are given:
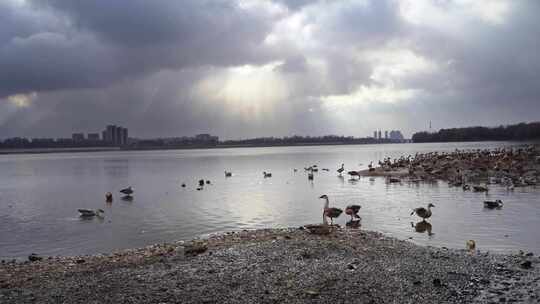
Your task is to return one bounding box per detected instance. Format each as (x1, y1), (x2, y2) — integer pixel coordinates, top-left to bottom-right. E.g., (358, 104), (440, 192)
(0, 0), (282, 97)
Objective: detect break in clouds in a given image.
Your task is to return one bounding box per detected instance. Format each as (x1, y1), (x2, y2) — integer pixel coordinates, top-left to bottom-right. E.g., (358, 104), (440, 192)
(0, 0), (539, 139)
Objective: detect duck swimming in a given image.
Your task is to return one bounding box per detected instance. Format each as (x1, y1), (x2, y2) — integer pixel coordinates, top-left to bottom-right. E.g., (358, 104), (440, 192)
(484, 199), (503, 209)
(78, 209), (104, 217)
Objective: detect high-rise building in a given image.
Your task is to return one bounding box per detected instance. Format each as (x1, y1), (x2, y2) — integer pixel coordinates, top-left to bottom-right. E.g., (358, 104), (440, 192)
(373, 131), (377, 139)
(102, 125), (129, 146)
(384, 131), (388, 139)
(122, 128), (128, 145)
(377, 130), (382, 139)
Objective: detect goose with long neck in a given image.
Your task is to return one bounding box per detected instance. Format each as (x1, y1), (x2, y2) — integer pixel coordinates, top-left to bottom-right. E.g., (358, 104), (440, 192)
(320, 194), (342, 225)
(411, 203), (435, 221)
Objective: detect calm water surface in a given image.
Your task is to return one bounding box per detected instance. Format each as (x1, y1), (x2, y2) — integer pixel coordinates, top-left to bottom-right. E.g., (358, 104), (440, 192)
(1, 142), (539, 258)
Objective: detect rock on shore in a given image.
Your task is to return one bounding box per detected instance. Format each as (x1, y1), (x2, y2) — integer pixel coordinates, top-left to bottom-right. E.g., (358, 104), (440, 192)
(1, 228), (539, 303)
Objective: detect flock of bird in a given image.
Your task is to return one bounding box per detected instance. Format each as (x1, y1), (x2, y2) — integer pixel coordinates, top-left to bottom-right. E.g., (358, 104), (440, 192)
(78, 160), (510, 231)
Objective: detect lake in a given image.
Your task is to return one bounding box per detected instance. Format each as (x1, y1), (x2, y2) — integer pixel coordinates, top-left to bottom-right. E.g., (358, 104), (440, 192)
(1, 142), (539, 258)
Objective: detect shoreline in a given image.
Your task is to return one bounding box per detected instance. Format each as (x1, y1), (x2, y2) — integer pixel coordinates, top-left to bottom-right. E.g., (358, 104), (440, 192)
(1, 227), (538, 303)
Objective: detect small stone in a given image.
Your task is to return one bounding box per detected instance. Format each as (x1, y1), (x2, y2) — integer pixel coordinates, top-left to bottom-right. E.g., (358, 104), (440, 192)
(305, 289), (320, 296)
(433, 278), (442, 287)
(520, 261), (532, 269)
(76, 259), (85, 264)
(413, 280), (422, 285)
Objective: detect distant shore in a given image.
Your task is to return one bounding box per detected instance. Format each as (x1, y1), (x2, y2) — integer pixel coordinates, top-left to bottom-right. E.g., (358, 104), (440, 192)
(0, 227), (538, 303)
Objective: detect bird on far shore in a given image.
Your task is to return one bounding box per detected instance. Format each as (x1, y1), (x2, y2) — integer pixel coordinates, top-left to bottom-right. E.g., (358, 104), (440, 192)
(411, 203), (435, 221)
(319, 194), (343, 225)
(224, 171), (232, 177)
(263, 171), (272, 178)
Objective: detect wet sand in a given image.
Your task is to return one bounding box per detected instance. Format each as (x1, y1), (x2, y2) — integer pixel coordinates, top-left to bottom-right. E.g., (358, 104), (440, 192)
(1, 228), (539, 303)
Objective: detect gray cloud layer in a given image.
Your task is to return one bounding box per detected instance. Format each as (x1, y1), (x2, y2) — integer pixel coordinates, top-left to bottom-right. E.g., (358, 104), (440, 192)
(1, 0), (539, 139)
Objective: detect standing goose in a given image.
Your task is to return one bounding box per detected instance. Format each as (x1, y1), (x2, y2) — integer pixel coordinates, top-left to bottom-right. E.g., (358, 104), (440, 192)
(411, 203), (435, 221)
(319, 195), (343, 225)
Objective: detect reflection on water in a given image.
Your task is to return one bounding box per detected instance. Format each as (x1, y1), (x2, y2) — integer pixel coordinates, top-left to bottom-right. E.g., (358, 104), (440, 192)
(411, 220), (433, 236)
(0, 141), (539, 258)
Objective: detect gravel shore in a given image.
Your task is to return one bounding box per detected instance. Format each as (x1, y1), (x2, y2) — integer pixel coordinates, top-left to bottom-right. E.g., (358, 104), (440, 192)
(1, 227), (539, 303)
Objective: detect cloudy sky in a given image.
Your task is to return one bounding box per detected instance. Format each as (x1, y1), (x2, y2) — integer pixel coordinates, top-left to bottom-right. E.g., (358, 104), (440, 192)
(1, 0), (539, 139)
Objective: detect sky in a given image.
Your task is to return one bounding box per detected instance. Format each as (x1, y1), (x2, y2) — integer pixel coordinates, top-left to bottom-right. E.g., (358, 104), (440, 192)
(0, 0), (539, 139)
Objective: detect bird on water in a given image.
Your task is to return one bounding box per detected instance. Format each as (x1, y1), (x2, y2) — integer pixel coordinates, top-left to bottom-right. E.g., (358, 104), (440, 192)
(120, 186), (134, 196)
(411, 203), (435, 221)
(319, 194), (343, 225)
(337, 164), (345, 176)
(78, 209), (105, 218)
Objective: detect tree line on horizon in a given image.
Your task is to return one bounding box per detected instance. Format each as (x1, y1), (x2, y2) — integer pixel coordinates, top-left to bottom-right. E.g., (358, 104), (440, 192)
(412, 122), (540, 143)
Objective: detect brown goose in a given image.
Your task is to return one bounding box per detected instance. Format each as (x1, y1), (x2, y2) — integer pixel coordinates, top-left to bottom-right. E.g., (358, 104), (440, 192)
(320, 195), (343, 225)
(410, 203), (435, 221)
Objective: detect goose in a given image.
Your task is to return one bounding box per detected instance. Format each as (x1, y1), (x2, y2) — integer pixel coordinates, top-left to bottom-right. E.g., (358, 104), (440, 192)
(105, 192), (113, 202)
(198, 179), (205, 186)
(78, 209), (104, 217)
(337, 164), (345, 176)
(484, 199), (503, 209)
(368, 161), (375, 172)
(320, 194), (343, 225)
(224, 171), (232, 177)
(473, 185), (488, 192)
(345, 205), (361, 221)
(411, 203), (435, 221)
(119, 186), (134, 195)
(263, 171), (272, 178)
